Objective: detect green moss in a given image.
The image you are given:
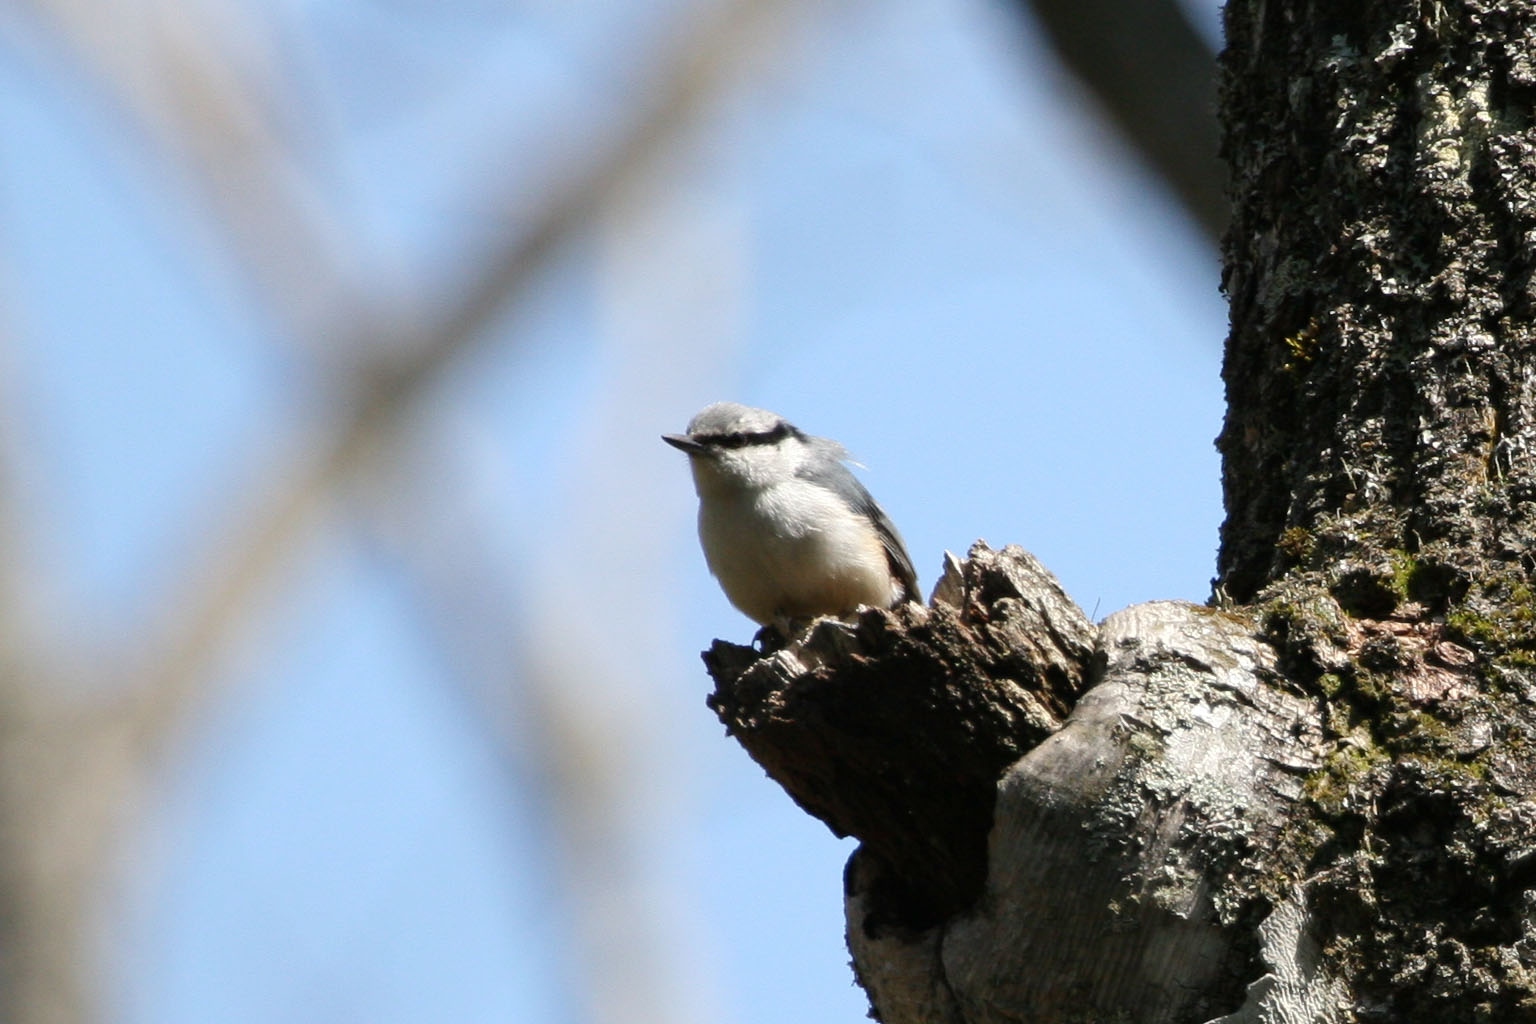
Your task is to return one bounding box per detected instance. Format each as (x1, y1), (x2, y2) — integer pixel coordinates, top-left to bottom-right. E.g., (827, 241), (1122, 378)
(1447, 607), (1502, 645)
(1496, 648), (1536, 670)
(1305, 744), (1390, 817)
(1446, 572), (1536, 658)
(1126, 730), (1164, 760)
(1241, 538), (1536, 1017)
(1350, 669), (1392, 704)
(1396, 548), (1467, 609)
(1380, 708), (1455, 752)
(1277, 527), (1317, 566)
(1282, 318), (1322, 371)
(1260, 600), (1304, 644)
(1508, 580), (1532, 611)
(1246, 568), (1535, 971)
(1259, 590), (1349, 661)
(1388, 550), (1417, 601)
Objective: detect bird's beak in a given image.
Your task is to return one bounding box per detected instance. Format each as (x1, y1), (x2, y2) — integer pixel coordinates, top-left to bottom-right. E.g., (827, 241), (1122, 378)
(662, 433), (705, 454)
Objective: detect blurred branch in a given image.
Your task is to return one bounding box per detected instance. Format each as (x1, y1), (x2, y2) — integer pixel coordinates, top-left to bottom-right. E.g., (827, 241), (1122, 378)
(338, 163), (752, 1021)
(351, 497), (714, 1024)
(15, 0), (361, 336)
(117, 0), (794, 779)
(1017, 0), (1225, 240)
(0, 311), (31, 692)
(0, 2), (795, 1021)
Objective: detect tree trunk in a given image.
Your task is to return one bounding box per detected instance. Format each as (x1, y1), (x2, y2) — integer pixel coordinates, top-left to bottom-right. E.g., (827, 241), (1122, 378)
(703, 2), (1536, 1021)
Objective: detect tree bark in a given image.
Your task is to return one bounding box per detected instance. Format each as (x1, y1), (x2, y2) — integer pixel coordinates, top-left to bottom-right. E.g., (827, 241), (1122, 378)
(708, 546), (1096, 931)
(1218, 0), (1536, 609)
(702, 3), (1536, 1021)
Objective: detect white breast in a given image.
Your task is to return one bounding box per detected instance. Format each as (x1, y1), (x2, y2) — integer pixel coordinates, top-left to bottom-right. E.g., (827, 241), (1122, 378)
(697, 477), (896, 625)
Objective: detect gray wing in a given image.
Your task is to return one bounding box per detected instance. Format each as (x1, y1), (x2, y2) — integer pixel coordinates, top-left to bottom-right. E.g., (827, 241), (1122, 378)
(799, 453), (920, 604)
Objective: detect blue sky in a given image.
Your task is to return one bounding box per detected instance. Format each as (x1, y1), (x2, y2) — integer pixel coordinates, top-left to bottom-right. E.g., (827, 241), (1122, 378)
(0, 0), (1224, 1021)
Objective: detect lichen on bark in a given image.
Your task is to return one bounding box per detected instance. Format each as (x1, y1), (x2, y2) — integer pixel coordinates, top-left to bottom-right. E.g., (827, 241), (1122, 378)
(1217, 2), (1536, 1018)
(1218, 1), (1536, 615)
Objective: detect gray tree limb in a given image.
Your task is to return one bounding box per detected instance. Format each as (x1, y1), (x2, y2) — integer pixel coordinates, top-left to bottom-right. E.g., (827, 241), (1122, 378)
(706, 545), (1328, 1022)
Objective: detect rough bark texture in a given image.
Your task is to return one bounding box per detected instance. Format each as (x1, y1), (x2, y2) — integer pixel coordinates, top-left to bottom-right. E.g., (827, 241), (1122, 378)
(706, 544), (1095, 929)
(1217, 0), (1536, 610)
(707, 549), (1329, 1022)
(1216, 2), (1536, 1020)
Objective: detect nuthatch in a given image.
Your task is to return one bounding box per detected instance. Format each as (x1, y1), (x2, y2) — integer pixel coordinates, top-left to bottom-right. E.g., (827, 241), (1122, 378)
(664, 402), (919, 629)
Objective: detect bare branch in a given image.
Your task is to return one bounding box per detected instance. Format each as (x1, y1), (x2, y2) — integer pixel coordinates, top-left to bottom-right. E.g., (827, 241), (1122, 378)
(350, 502), (717, 1024)
(114, 0), (801, 807)
(16, 0), (360, 333)
(1017, 0), (1225, 240)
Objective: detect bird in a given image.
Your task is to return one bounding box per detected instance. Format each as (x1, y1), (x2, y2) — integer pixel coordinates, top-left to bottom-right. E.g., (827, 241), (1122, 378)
(663, 402), (919, 630)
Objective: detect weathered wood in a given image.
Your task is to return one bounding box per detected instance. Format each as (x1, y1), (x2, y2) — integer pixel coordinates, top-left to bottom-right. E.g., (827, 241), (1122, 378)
(847, 598), (1323, 1024)
(703, 542), (1345, 1022)
(706, 542), (1095, 928)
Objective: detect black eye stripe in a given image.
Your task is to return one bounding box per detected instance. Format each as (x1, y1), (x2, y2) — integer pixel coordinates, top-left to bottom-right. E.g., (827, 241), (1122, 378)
(696, 422), (797, 448)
